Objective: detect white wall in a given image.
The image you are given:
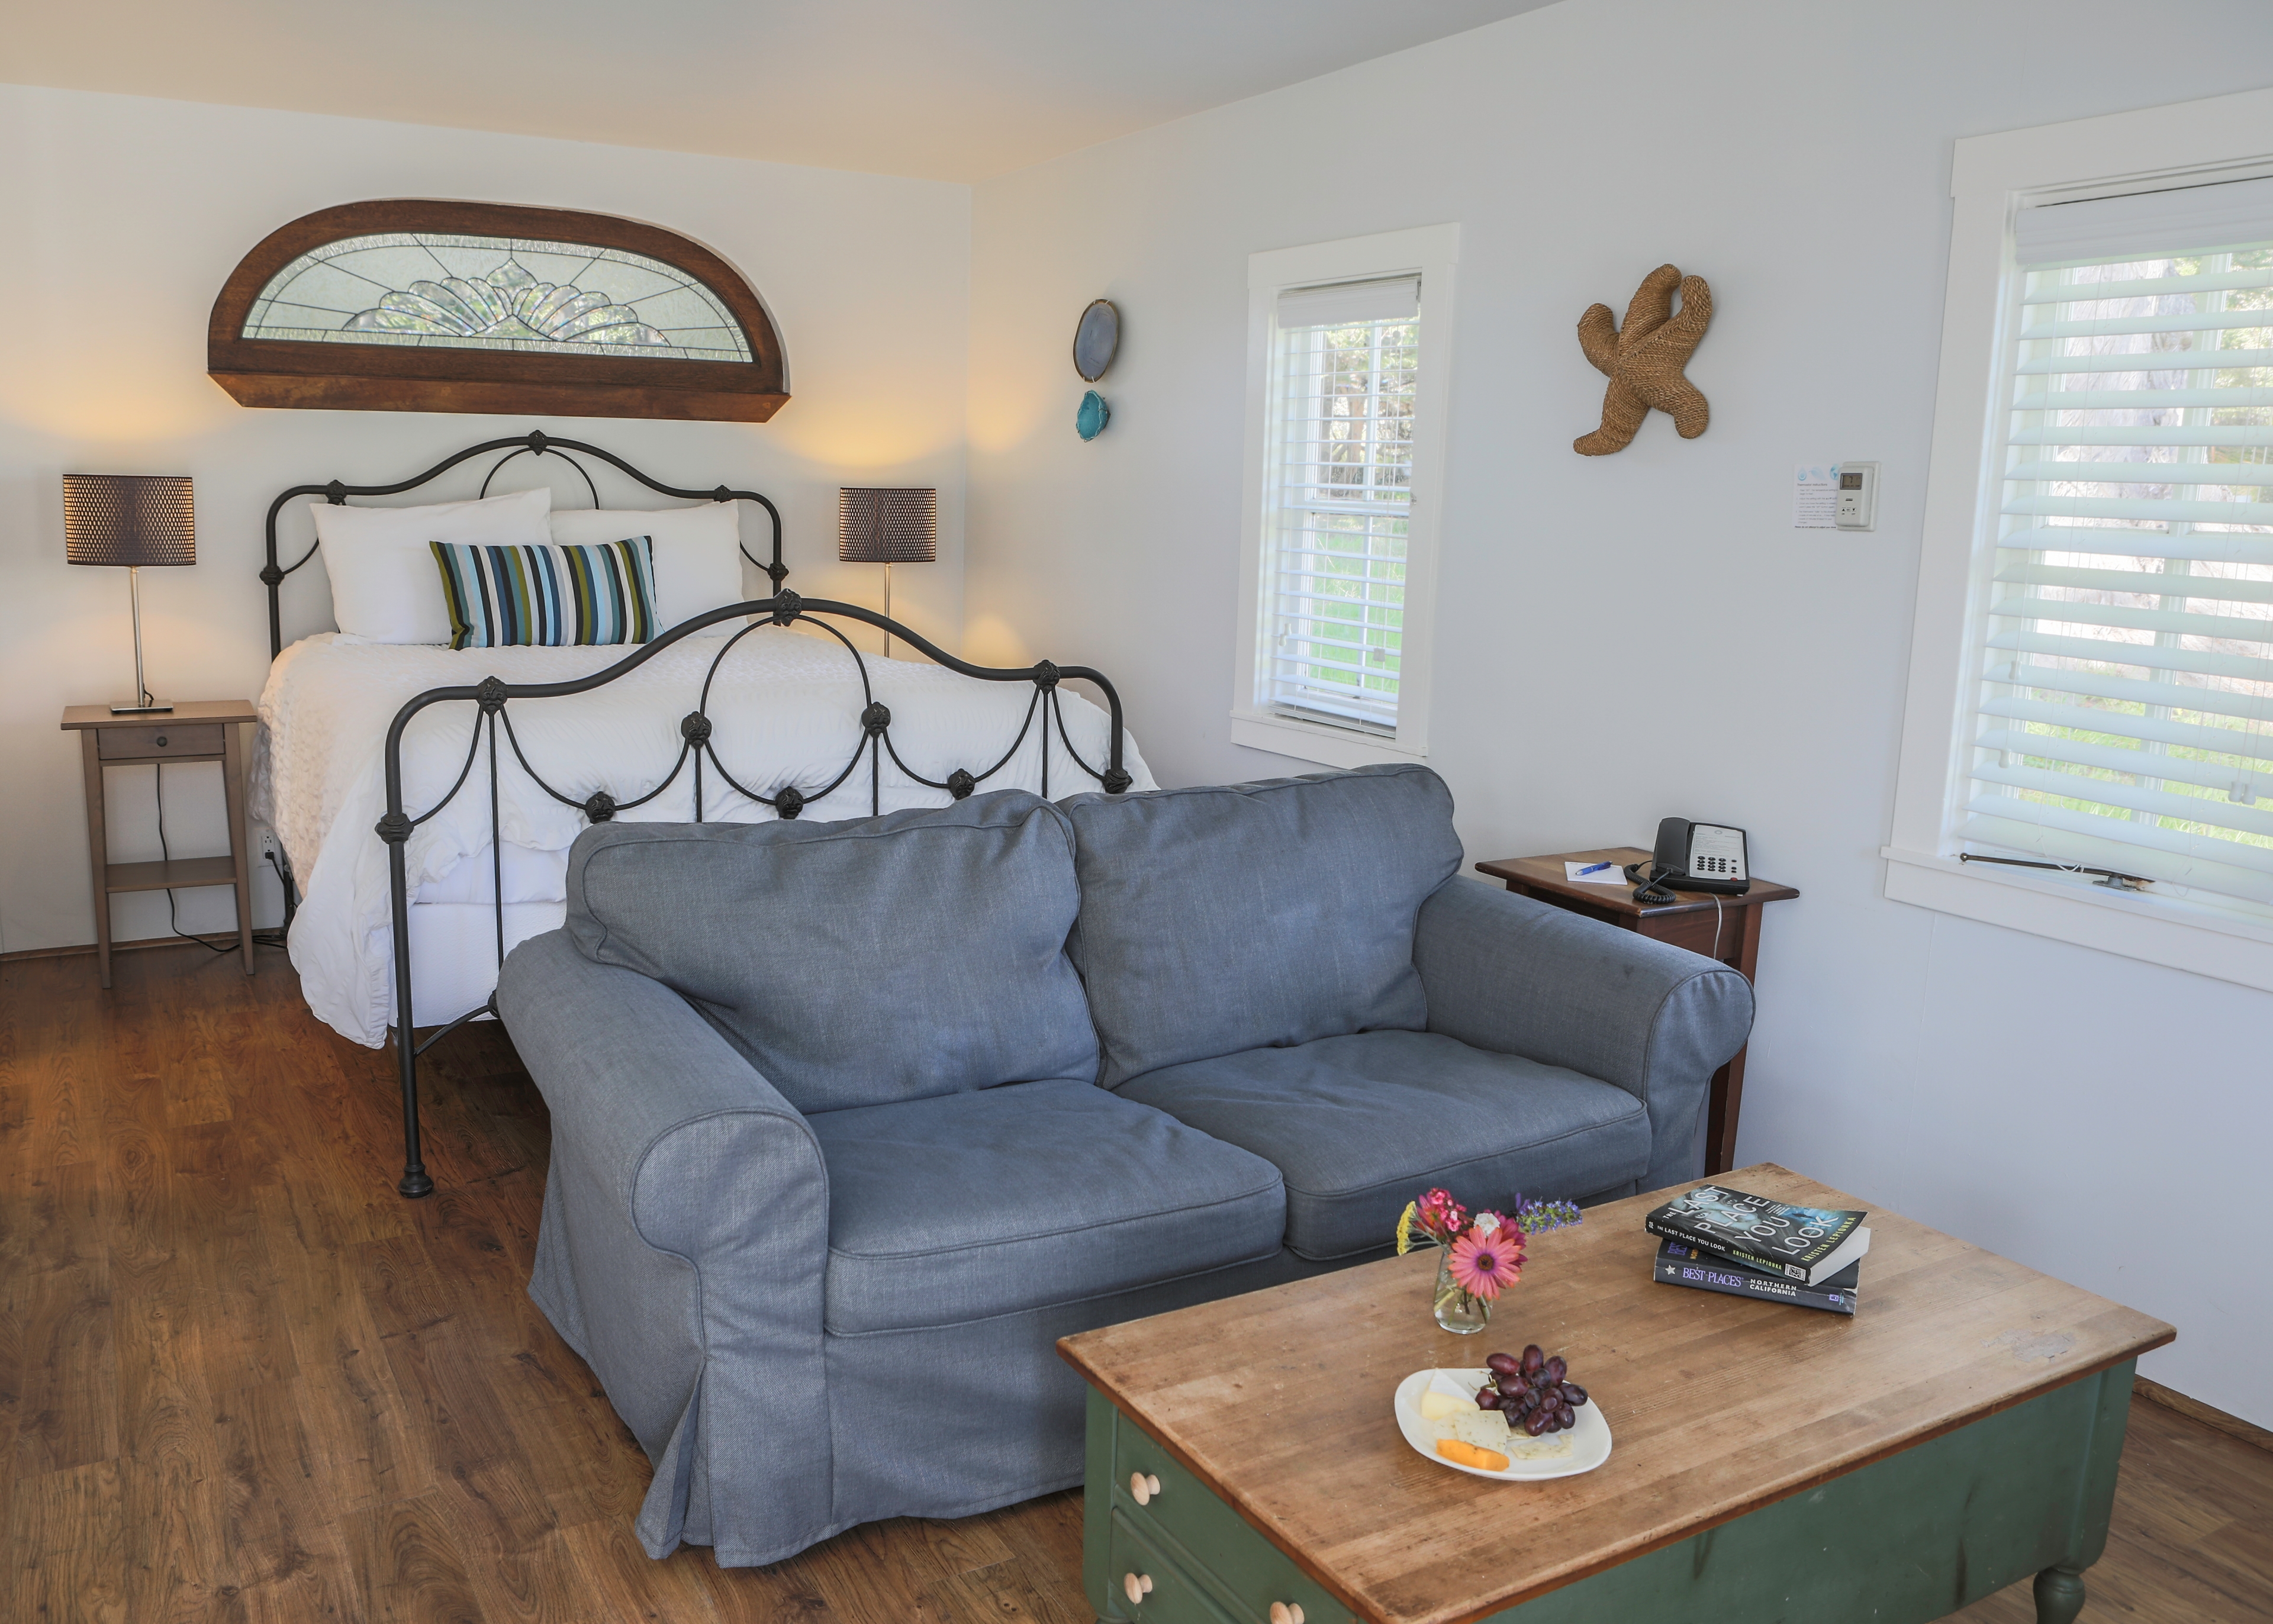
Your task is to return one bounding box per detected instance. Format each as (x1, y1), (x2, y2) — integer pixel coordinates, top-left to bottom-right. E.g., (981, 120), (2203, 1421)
(967, 0), (2273, 1425)
(0, 84), (970, 955)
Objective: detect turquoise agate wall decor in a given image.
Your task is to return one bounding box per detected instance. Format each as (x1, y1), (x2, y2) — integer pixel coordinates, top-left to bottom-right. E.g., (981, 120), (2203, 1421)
(1073, 299), (1120, 382)
(1076, 389), (1111, 442)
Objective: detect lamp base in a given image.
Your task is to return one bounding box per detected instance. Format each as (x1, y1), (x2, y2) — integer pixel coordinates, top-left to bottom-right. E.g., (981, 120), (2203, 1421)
(110, 699), (173, 714)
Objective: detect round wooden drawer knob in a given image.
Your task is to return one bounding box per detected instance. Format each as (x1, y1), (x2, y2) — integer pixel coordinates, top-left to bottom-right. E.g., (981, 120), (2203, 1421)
(1123, 1573), (1154, 1606)
(1129, 1471), (1161, 1505)
(1269, 1605), (1305, 1624)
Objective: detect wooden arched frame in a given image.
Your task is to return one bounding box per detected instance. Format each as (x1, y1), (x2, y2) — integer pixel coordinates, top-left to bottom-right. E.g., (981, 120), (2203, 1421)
(208, 199), (789, 421)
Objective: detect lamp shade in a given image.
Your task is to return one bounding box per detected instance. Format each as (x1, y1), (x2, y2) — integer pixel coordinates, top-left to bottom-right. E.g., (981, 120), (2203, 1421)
(63, 474), (195, 567)
(838, 487), (937, 565)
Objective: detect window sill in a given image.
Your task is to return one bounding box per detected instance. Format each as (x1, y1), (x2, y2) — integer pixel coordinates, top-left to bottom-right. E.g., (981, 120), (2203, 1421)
(1879, 845), (2273, 994)
(1229, 709), (1426, 771)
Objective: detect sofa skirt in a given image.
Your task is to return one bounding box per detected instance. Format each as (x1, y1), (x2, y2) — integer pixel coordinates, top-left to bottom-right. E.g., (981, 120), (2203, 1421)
(528, 1190), (1365, 1567)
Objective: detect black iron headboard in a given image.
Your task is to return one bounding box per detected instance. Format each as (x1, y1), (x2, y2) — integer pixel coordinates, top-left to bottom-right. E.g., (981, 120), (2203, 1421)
(262, 429), (1132, 1199)
(261, 428), (786, 658)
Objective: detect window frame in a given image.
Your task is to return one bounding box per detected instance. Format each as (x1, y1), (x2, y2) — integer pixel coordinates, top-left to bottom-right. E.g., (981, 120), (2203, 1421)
(1231, 224), (1459, 769)
(1887, 85), (2273, 992)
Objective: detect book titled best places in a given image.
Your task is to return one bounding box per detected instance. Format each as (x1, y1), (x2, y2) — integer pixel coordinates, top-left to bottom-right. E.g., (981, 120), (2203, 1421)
(1655, 1242), (1859, 1314)
(1644, 1183), (1872, 1286)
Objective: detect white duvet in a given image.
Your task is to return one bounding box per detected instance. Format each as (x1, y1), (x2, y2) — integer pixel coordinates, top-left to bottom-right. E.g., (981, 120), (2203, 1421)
(251, 629), (1154, 1047)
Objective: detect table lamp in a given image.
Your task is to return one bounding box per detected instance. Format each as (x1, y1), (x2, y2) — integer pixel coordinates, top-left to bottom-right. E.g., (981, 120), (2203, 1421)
(838, 486), (936, 658)
(65, 473), (195, 714)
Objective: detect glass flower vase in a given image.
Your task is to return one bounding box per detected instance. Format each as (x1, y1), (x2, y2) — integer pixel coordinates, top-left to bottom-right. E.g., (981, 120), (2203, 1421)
(1432, 1252), (1491, 1334)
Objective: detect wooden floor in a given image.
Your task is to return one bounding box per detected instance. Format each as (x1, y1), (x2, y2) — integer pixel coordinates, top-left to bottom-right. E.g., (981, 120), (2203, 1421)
(2, 945), (2268, 1623)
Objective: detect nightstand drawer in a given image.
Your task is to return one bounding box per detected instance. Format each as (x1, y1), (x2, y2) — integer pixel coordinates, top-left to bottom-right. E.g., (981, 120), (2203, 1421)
(98, 723), (224, 760)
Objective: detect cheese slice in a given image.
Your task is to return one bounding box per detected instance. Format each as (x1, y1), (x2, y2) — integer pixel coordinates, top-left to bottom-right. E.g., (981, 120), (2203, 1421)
(1418, 1390), (1469, 1422)
(1435, 1400), (1576, 1462)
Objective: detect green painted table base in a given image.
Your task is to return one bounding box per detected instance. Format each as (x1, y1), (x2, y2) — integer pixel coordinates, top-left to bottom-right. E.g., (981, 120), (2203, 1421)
(1081, 1361), (2134, 1624)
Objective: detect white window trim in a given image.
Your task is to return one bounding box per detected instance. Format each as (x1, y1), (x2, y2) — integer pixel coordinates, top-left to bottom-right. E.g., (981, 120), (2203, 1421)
(1231, 224), (1459, 768)
(1887, 85), (2273, 993)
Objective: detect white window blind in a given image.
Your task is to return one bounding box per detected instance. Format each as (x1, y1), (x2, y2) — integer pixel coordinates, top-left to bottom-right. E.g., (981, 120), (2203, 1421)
(1260, 275), (1421, 734)
(1962, 178), (2273, 921)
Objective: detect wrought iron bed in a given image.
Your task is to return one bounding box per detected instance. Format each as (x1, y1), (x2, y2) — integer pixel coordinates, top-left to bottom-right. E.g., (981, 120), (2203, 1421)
(267, 430), (1132, 1197)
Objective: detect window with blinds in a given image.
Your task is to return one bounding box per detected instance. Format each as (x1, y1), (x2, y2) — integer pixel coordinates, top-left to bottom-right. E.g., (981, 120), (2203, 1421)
(1258, 275), (1420, 735)
(1964, 176), (2273, 923)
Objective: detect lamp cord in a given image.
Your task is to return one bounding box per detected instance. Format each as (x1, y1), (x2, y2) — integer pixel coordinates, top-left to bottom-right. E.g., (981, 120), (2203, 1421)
(152, 762), (294, 956)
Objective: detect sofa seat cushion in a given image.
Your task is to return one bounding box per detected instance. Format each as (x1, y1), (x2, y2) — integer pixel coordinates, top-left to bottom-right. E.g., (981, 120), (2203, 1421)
(1060, 766), (1464, 1087)
(561, 790), (1097, 1114)
(1115, 1031), (1651, 1262)
(810, 1080), (1287, 1334)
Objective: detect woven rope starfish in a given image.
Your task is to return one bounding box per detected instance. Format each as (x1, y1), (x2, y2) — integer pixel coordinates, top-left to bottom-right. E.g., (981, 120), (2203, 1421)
(1573, 264), (1712, 455)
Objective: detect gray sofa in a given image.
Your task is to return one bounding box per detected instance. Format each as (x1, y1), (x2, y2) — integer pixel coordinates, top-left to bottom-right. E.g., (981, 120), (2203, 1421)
(495, 764), (1754, 1566)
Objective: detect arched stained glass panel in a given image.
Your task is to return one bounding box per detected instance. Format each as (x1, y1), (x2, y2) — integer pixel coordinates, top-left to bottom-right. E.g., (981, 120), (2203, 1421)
(210, 199), (788, 423)
(243, 232), (752, 363)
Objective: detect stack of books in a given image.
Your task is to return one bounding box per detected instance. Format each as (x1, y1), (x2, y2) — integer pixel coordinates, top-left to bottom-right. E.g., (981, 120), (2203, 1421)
(1644, 1183), (1870, 1316)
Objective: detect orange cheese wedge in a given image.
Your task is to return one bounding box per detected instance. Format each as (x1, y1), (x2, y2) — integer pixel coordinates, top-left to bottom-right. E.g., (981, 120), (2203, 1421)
(1435, 1438), (1509, 1472)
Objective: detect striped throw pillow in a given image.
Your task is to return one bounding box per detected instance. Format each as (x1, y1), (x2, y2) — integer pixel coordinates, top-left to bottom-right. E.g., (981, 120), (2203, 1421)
(430, 538), (660, 650)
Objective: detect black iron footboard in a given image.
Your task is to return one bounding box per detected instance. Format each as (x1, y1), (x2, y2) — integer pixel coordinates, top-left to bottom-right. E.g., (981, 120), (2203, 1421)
(374, 598), (1129, 1197)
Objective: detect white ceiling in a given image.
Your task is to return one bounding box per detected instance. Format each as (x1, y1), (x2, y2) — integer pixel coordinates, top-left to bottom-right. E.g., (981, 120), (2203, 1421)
(0, 0), (1562, 183)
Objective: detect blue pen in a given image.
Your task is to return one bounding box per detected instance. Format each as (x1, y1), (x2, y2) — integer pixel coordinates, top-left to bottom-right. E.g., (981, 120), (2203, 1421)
(1576, 861), (1614, 877)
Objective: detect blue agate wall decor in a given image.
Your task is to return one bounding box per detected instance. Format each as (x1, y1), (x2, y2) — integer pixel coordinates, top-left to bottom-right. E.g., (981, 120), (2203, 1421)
(1076, 389), (1111, 442)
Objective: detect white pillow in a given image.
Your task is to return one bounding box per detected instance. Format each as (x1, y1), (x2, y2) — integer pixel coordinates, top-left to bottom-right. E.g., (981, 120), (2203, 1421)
(548, 504), (746, 629)
(314, 487), (553, 644)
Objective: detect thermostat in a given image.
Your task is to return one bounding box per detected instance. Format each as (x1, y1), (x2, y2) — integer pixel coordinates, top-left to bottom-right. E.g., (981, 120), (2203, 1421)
(1834, 462), (1879, 531)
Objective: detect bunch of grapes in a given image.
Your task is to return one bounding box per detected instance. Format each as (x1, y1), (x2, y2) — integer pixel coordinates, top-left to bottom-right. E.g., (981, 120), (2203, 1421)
(1474, 1345), (1589, 1438)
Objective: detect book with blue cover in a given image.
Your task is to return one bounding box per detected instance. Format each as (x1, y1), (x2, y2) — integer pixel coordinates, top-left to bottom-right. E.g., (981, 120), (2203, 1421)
(1654, 1240), (1859, 1314)
(1643, 1183), (1871, 1285)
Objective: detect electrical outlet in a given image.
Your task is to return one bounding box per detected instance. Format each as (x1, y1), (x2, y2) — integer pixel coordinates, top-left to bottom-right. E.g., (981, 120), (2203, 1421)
(257, 827), (282, 864)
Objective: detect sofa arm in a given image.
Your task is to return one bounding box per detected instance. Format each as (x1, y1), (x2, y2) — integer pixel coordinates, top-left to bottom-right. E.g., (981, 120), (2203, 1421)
(497, 929), (833, 1565)
(1412, 878), (1756, 1191)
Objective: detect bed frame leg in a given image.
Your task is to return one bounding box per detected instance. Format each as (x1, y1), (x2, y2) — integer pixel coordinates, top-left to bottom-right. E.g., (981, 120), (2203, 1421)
(378, 805), (433, 1198)
(396, 1024), (433, 1199)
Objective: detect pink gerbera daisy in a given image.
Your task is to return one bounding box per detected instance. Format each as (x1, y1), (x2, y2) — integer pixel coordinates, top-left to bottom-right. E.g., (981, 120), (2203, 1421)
(1447, 1225), (1525, 1300)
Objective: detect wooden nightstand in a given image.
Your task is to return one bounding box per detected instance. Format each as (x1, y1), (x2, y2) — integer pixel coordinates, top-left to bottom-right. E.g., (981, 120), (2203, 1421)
(1473, 847), (1798, 1177)
(62, 700), (259, 988)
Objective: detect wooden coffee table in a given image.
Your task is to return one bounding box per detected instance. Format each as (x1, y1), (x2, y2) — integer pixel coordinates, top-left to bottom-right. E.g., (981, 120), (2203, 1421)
(1059, 1164), (2172, 1624)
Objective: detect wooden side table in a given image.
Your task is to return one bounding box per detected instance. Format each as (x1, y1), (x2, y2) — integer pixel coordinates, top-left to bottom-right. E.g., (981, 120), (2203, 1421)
(1474, 846), (1798, 1177)
(61, 700), (259, 988)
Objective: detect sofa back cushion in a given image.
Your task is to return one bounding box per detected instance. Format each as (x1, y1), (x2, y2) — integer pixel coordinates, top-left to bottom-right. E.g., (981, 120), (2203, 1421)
(562, 791), (1099, 1114)
(1060, 765), (1463, 1088)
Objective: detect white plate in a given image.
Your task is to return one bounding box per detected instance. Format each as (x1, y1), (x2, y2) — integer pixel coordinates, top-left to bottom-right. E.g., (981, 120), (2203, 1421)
(1393, 1368), (1613, 1481)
